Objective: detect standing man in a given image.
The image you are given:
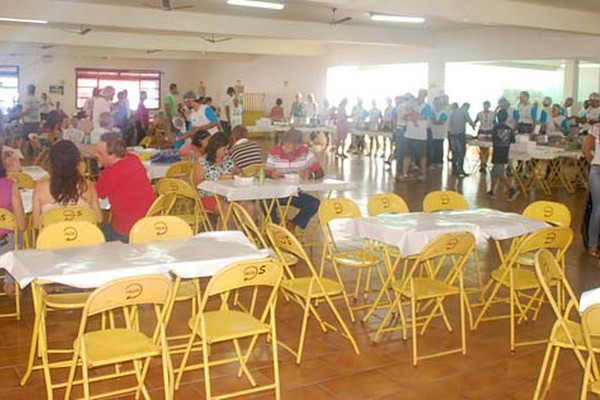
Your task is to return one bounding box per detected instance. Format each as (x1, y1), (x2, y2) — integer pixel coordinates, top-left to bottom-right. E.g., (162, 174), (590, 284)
(92, 86), (115, 131)
(164, 83), (179, 133)
(514, 91), (537, 134)
(222, 86), (236, 135)
(448, 102), (475, 177)
(95, 132), (155, 242)
(20, 84), (41, 138)
(184, 92), (220, 135)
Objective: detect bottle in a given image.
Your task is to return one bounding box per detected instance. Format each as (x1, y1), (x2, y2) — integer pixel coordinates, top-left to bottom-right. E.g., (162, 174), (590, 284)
(258, 167), (265, 185)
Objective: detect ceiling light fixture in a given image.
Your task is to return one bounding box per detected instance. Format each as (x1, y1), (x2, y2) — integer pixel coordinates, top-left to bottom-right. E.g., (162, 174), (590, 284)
(227, 0), (284, 10)
(0, 17), (48, 24)
(370, 13), (425, 24)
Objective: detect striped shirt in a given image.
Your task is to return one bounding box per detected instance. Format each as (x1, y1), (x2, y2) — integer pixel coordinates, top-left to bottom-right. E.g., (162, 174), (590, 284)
(266, 145), (321, 174)
(230, 139), (262, 169)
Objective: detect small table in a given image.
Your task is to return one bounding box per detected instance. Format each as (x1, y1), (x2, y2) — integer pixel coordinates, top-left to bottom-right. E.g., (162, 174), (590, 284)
(21, 166), (49, 181)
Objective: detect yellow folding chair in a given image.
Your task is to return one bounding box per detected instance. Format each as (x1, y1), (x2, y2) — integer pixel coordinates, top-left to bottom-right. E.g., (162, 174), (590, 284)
(367, 192), (410, 216)
(475, 227), (573, 352)
(34, 148), (50, 170)
(8, 171), (35, 189)
(533, 249), (589, 400)
(422, 190), (469, 212)
(581, 304), (600, 400)
(523, 200), (572, 227)
(166, 161), (194, 181)
(318, 198), (383, 322)
(21, 221), (105, 399)
(145, 193), (177, 216)
(0, 207), (21, 320)
(373, 232), (475, 366)
(241, 163), (265, 177)
(266, 223), (359, 364)
(39, 206), (99, 230)
(64, 275), (173, 400)
(175, 259), (283, 400)
(156, 178), (213, 233)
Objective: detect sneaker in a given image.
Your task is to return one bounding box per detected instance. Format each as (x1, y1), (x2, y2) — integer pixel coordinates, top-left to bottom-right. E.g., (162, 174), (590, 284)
(507, 188), (519, 202)
(486, 190), (495, 199)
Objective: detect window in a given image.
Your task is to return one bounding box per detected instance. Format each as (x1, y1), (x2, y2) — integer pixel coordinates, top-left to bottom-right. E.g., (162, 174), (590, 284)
(75, 68), (161, 110)
(0, 66), (19, 113)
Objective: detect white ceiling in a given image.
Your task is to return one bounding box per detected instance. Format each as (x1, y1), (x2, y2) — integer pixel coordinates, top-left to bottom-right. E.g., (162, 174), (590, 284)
(1, 0), (600, 62)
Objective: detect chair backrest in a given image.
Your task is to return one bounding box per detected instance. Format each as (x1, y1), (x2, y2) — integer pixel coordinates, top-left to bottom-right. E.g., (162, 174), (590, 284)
(39, 206), (98, 230)
(156, 178), (197, 199)
(156, 178), (213, 232)
(582, 304), (600, 383)
(242, 163), (265, 177)
(8, 172), (34, 189)
(0, 208), (18, 250)
(266, 222), (315, 279)
(129, 216), (193, 244)
(166, 161), (193, 180)
(534, 249), (580, 319)
(367, 193), (409, 216)
(510, 226), (573, 265)
(36, 221), (105, 249)
(231, 202), (268, 249)
(522, 200), (572, 227)
(318, 198), (362, 225)
(422, 190), (469, 212)
(145, 193), (177, 216)
(34, 149), (50, 170)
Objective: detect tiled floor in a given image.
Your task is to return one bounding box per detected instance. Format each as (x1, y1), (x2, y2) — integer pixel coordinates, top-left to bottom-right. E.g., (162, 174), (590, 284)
(0, 141), (595, 399)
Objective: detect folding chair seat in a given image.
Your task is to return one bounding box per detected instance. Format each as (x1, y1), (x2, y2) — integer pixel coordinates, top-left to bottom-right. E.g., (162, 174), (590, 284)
(318, 198), (384, 322)
(266, 223), (359, 364)
(581, 305), (600, 400)
(474, 227), (573, 352)
(175, 259), (283, 400)
(64, 275), (173, 400)
(373, 232), (475, 366)
(8, 171), (35, 189)
(532, 249), (594, 400)
(21, 221), (105, 399)
(241, 163), (265, 177)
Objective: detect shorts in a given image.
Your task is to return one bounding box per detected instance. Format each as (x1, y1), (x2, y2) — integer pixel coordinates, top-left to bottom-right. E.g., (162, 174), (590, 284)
(201, 196), (218, 213)
(404, 138), (427, 160)
(491, 164), (506, 178)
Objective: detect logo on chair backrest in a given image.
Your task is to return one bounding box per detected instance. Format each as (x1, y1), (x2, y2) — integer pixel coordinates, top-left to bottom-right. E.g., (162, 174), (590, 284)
(64, 226), (78, 242)
(125, 283), (143, 300)
(169, 182), (178, 192)
(444, 238), (459, 252)
(542, 206), (554, 218)
(381, 197), (390, 209)
(63, 209), (75, 221)
(440, 194), (450, 205)
(275, 231), (292, 248)
(154, 221), (168, 236)
(543, 232), (557, 246)
(333, 201), (344, 215)
(243, 264), (267, 281)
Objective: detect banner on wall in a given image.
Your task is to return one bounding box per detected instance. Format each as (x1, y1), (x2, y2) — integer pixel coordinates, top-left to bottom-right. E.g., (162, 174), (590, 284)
(49, 84), (64, 96)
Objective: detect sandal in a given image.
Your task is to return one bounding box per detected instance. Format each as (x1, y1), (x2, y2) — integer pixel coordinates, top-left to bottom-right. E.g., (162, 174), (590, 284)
(589, 248), (600, 259)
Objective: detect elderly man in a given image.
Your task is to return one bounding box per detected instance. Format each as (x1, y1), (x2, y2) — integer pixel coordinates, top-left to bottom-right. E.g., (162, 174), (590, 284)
(265, 128), (323, 232)
(183, 92), (220, 135)
(92, 86), (115, 131)
(95, 132), (155, 242)
(229, 125), (262, 169)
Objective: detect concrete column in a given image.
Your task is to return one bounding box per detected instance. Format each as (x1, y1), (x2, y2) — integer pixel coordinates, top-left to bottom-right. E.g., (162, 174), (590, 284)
(428, 60), (446, 99)
(563, 59), (579, 100)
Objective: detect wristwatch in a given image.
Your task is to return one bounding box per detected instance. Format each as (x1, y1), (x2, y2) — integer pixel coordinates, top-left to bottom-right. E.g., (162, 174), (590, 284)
(310, 172), (316, 179)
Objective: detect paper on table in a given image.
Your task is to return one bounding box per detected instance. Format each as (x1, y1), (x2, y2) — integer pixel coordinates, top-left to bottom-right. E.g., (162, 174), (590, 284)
(580, 287), (600, 312)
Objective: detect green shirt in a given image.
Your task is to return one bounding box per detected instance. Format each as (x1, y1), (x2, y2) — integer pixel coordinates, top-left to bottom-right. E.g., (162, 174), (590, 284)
(164, 92), (177, 119)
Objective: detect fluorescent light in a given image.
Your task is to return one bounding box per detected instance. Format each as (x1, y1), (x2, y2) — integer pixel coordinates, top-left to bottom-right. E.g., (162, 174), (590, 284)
(0, 17), (48, 24)
(227, 0), (284, 10)
(370, 14), (425, 24)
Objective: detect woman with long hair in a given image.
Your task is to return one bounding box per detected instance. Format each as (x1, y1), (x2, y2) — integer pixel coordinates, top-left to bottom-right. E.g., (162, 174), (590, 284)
(0, 150), (26, 294)
(32, 140), (102, 229)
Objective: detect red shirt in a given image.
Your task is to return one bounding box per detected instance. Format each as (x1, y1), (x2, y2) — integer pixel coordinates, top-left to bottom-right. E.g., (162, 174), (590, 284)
(96, 153), (155, 235)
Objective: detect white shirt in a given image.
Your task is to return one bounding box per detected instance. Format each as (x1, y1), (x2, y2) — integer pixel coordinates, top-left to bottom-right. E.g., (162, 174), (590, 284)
(476, 110), (495, 132)
(92, 97), (111, 130)
(192, 106), (218, 135)
(591, 124), (600, 165)
(231, 105), (243, 128)
(90, 127), (111, 144)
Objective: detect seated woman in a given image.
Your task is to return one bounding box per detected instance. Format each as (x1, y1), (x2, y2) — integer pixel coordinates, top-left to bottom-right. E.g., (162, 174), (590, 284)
(181, 130), (211, 162)
(195, 132), (255, 225)
(32, 140), (102, 230)
(0, 151), (27, 295)
(37, 110), (64, 146)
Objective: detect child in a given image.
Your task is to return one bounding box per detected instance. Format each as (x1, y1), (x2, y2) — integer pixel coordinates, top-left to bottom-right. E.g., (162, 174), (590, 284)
(487, 109), (519, 201)
(168, 116), (190, 150)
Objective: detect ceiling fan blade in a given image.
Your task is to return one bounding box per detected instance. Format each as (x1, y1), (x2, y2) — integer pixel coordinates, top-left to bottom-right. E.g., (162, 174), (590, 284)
(333, 17), (352, 25)
(172, 5), (195, 9)
(79, 28), (92, 35)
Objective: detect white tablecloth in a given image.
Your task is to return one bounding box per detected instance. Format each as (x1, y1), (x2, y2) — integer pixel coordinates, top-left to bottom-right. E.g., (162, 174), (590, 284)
(298, 179), (353, 193)
(143, 161), (173, 180)
(247, 125), (335, 134)
(199, 179), (298, 202)
(346, 209), (548, 257)
(21, 166), (49, 181)
(580, 288), (600, 312)
(20, 190), (110, 214)
(0, 231), (269, 288)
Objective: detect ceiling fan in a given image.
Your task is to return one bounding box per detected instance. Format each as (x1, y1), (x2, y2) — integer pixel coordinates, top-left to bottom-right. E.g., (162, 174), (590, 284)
(146, 49), (161, 54)
(330, 7), (352, 26)
(62, 27), (92, 35)
(143, 0), (194, 11)
(200, 34), (232, 43)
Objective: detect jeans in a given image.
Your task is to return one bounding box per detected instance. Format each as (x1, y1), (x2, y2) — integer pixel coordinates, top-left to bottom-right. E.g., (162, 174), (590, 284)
(101, 224), (129, 243)
(589, 166), (600, 248)
(449, 133), (466, 173)
(269, 193), (320, 229)
(428, 139), (444, 165)
(394, 128), (405, 174)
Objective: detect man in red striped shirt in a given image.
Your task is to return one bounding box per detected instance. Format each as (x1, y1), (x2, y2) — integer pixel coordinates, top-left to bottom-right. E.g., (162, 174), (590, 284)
(266, 129), (323, 231)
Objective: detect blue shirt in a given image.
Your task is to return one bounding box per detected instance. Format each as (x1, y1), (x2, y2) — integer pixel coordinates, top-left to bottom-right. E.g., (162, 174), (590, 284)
(173, 131), (186, 150)
(205, 107), (218, 123)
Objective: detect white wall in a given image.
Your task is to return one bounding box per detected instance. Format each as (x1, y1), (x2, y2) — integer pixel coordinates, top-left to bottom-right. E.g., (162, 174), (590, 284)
(9, 54), (202, 114)
(199, 56), (327, 111)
